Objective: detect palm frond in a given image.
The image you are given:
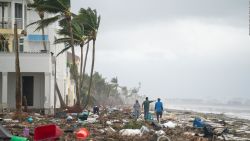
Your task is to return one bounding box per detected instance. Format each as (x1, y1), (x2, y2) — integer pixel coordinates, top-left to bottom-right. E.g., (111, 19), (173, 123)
(56, 46), (71, 57)
(56, 0), (70, 11)
(54, 37), (71, 44)
(34, 15), (61, 31)
(33, 4), (62, 13)
(77, 7), (101, 36)
(97, 15), (101, 30)
(40, 0), (69, 13)
(58, 19), (88, 43)
(57, 28), (69, 36)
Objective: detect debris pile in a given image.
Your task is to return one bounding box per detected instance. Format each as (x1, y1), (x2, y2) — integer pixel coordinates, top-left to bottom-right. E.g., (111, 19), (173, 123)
(0, 107), (249, 141)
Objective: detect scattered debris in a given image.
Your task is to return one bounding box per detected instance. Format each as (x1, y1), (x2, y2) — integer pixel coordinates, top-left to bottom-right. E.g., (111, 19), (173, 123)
(75, 128), (90, 140)
(162, 121), (177, 128)
(27, 117), (33, 123)
(119, 129), (141, 136)
(34, 124), (62, 141)
(155, 130), (166, 136)
(0, 106), (249, 140)
(140, 126), (150, 134)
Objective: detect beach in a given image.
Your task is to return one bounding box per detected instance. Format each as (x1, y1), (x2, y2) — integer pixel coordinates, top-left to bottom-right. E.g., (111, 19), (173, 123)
(1, 106), (250, 141)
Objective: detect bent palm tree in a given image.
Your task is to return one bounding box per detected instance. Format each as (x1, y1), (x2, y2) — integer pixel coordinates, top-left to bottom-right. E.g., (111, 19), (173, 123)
(77, 8), (101, 109)
(14, 23), (21, 112)
(28, 0), (82, 108)
(55, 20), (89, 81)
(55, 20), (91, 103)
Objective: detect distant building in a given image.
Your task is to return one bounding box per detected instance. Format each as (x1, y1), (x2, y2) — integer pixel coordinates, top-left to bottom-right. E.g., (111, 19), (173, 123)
(0, 0), (67, 113)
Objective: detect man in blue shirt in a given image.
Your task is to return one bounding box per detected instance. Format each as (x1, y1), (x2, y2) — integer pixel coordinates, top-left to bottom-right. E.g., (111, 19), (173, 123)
(155, 98), (163, 123)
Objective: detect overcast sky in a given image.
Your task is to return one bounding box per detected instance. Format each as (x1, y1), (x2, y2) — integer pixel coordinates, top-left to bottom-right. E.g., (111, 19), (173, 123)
(71, 0), (250, 100)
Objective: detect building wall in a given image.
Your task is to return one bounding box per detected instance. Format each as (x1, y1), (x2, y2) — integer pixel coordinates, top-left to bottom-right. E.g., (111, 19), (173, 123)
(0, 53), (52, 73)
(66, 79), (75, 106)
(50, 42), (67, 108)
(0, 0), (67, 110)
(7, 72), (45, 109)
(25, 6), (51, 52)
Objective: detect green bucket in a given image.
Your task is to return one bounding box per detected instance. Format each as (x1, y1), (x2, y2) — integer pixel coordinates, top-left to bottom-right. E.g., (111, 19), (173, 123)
(10, 136), (29, 141)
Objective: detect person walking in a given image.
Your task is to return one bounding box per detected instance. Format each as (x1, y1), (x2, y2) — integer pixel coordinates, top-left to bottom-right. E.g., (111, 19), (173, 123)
(142, 97), (154, 120)
(155, 98), (163, 123)
(133, 100), (141, 119)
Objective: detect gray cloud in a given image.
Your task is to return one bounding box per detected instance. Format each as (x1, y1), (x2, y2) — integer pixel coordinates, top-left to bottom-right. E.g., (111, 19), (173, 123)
(72, 0), (250, 100)
(72, 0), (248, 30)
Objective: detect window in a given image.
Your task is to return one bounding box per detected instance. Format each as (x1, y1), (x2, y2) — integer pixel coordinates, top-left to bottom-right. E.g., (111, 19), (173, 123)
(19, 38), (24, 52)
(15, 3), (22, 18)
(0, 2), (11, 29)
(15, 3), (22, 28)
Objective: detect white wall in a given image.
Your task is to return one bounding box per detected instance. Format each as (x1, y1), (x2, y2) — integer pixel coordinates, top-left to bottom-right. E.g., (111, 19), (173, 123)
(25, 4), (68, 108)
(0, 53), (52, 72)
(25, 0), (67, 109)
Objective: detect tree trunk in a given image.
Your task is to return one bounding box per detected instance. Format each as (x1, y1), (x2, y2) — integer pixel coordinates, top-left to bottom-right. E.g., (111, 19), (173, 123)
(79, 44), (83, 93)
(55, 81), (67, 108)
(67, 17), (80, 106)
(39, 11), (46, 51)
(80, 42), (89, 106)
(82, 42), (89, 81)
(83, 40), (95, 109)
(41, 26), (46, 50)
(14, 23), (22, 112)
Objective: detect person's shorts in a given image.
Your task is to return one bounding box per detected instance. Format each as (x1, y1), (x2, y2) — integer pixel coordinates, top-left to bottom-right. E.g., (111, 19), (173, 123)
(156, 111), (162, 117)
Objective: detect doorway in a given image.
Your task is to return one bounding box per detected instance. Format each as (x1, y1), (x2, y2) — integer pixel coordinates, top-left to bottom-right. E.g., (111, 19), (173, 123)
(22, 76), (34, 106)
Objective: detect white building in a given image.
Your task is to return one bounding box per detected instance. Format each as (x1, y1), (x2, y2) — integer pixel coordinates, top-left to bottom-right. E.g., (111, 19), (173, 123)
(0, 0), (67, 113)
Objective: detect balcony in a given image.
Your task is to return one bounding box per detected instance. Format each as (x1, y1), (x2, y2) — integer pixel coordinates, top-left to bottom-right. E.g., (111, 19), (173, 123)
(0, 34), (50, 53)
(0, 17), (23, 29)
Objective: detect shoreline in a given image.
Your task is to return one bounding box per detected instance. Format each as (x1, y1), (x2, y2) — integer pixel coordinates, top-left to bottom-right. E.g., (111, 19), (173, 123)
(167, 108), (250, 122)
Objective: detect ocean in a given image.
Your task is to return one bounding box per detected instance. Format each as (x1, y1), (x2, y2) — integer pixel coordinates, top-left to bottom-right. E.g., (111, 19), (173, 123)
(167, 104), (250, 120)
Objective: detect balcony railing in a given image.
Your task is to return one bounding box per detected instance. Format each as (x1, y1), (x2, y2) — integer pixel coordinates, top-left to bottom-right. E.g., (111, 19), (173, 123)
(0, 17), (23, 29)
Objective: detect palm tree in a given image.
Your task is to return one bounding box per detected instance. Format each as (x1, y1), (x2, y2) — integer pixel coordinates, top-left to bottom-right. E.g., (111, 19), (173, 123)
(14, 23), (21, 112)
(55, 19), (90, 88)
(78, 8), (101, 108)
(27, 0), (47, 51)
(28, 0), (82, 107)
(55, 19), (91, 107)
